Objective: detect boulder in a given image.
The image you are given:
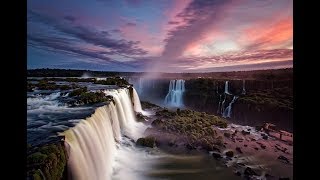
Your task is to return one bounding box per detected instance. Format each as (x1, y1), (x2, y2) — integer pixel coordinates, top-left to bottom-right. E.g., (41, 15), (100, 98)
(225, 150), (234, 157)
(212, 152), (222, 159)
(151, 119), (164, 128)
(241, 130), (250, 135)
(136, 137), (156, 148)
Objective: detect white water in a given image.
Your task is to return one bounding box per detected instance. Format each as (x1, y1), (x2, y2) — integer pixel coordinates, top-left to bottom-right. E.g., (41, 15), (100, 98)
(222, 96), (238, 118)
(164, 79), (185, 107)
(224, 81), (232, 95)
(63, 88), (146, 180)
(221, 95), (226, 114)
(242, 80), (246, 95)
(132, 88), (143, 113)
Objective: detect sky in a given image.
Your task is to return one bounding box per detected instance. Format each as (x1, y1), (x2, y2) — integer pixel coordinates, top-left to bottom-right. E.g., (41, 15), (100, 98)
(27, 0), (293, 72)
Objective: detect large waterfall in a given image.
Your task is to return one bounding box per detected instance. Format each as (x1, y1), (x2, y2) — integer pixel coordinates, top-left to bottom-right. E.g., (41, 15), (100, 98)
(164, 79), (185, 107)
(62, 88), (145, 180)
(222, 96), (238, 118)
(132, 88), (143, 113)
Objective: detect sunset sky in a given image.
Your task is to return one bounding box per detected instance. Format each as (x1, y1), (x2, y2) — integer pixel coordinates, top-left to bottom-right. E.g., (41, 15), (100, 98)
(28, 0), (293, 72)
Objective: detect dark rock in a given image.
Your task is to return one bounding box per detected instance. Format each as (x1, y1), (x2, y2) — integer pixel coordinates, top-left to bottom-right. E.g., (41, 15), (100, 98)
(212, 152), (222, 159)
(235, 171), (241, 176)
(244, 167), (258, 176)
(262, 134), (268, 140)
(186, 143), (195, 150)
(277, 155), (290, 164)
(241, 130), (250, 135)
(136, 136), (156, 148)
(236, 147), (243, 153)
(136, 112), (145, 122)
(244, 144), (248, 147)
(254, 147), (259, 150)
(225, 150), (234, 157)
(260, 144), (267, 149)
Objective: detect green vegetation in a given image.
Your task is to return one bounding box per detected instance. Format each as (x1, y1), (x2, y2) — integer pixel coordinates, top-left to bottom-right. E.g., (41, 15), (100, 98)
(27, 142), (67, 180)
(151, 108), (228, 151)
(68, 88), (111, 105)
(28, 79), (79, 91)
(237, 87), (293, 111)
(94, 77), (130, 87)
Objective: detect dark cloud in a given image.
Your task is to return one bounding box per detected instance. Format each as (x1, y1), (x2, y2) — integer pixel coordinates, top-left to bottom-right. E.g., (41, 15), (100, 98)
(28, 10), (147, 58)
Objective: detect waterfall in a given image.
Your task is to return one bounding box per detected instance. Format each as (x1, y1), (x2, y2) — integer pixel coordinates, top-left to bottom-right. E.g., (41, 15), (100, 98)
(132, 88), (143, 113)
(222, 96), (238, 118)
(224, 81), (232, 95)
(164, 79), (185, 107)
(220, 95), (226, 114)
(63, 88), (144, 180)
(138, 78), (143, 94)
(242, 80), (246, 95)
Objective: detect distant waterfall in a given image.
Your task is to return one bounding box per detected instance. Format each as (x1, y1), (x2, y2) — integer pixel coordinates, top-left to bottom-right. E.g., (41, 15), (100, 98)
(139, 78), (143, 94)
(164, 79), (185, 107)
(242, 80), (246, 95)
(63, 88), (144, 180)
(224, 81), (231, 95)
(220, 95), (226, 114)
(222, 96), (238, 118)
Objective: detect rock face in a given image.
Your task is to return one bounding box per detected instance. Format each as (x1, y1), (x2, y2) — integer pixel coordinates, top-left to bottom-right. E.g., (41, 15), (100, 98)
(183, 79), (293, 132)
(136, 136), (156, 148)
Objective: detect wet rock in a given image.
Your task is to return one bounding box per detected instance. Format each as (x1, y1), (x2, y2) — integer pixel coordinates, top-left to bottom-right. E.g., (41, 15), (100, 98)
(212, 152), (222, 159)
(278, 155), (290, 164)
(244, 167), (258, 176)
(136, 136), (156, 148)
(262, 134), (268, 140)
(254, 147), (259, 151)
(244, 144), (248, 147)
(261, 144), (267, 149)
(241, 130), (250, 135)
(235, 171), (241, 176)
(225, 150), (234, 157)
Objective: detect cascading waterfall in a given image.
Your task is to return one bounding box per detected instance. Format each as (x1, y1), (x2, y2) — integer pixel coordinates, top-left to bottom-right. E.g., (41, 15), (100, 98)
(164, 79), (185, 107)
(222, 96), (238, 118)
(242, 80), (246, 95)
(62, 88), (144, 180)
(220, 95), (226, 114)
(224, 81), (232, 95)
(132, 88), (143, 113)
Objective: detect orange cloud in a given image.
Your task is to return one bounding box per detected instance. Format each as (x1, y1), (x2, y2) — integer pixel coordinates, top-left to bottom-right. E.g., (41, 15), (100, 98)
(240, 17), (293, 50)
